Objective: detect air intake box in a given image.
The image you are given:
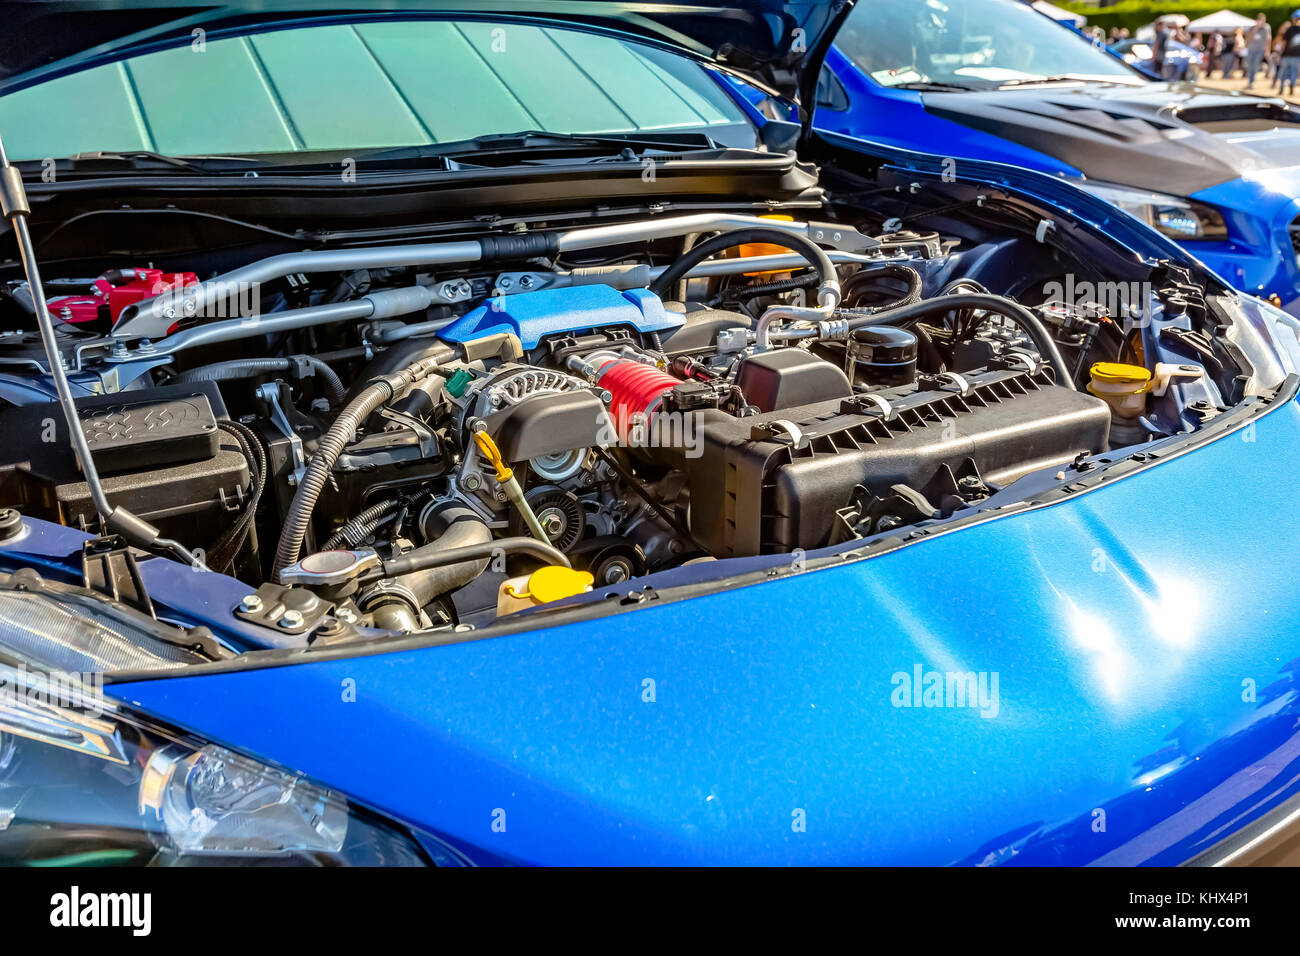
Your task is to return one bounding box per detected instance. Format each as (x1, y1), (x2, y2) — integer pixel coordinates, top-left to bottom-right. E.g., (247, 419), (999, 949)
(676, 366), (1110, 556)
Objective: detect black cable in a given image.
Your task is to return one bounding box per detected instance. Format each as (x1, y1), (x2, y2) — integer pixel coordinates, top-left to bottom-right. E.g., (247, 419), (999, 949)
(209, 420), (267, 573)
(592, 446), (710, 556)
(707, 271), (820, 307)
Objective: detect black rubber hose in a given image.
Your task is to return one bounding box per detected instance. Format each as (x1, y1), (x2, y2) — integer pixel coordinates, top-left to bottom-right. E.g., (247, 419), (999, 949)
(840, 292), (1075, 388)
(649, 227), (839, 304)
(178, 356), (346, 407)
(375, 535), (570, 580)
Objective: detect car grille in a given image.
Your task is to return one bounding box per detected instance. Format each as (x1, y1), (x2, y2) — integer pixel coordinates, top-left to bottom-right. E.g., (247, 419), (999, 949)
(1291, 217), (1300, 267)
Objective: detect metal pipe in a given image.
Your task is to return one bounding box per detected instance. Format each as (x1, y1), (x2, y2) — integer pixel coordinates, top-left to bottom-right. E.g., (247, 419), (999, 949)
(115, 214), (862, 340)
(127, 286), (434, 357)
(114, 242), (481, 338)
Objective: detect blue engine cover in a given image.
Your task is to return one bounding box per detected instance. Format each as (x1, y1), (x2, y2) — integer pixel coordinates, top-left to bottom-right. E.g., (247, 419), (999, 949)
(436, 284), (684, 349)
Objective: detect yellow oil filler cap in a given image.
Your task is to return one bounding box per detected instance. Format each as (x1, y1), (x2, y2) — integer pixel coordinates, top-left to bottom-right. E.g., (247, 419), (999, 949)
(1088, 362), (1151, 420)
(497, 566), (594, 616)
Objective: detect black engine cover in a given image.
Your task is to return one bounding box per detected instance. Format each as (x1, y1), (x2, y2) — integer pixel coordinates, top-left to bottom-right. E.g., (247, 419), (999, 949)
(674, 365), (1110, 556)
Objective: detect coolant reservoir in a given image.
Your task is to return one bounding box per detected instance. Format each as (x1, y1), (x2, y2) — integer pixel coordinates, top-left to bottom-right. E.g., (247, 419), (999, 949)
(1087, 362), (1152, 420)
(496, 565), (594, 616)
(739, 213), (795, 276)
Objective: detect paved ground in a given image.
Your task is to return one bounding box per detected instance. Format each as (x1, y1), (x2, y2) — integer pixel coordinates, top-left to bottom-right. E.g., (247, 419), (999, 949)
(1195, 74), (1300, 104)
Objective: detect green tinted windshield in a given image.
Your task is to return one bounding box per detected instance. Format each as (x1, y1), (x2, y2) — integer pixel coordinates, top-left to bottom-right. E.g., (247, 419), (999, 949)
(837, 0), (1136, 88)
(0, 20), (752, 161)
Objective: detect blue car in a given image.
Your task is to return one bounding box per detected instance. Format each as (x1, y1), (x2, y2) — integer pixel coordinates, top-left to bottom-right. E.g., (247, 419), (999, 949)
(815, 0), (1300, 315)
(1, 0), (1299, 869)
(1113, 37), (1202, 81)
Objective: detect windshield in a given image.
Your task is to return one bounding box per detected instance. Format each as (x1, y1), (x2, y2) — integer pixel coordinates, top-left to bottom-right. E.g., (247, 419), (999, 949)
(0, 19), (754, 162)
(836, 0), (1138, 88)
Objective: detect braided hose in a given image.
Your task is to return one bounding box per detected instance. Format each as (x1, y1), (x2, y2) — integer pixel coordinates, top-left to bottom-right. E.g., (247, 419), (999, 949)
(273, 379), (394, 574)
(320, 499), (399, 551)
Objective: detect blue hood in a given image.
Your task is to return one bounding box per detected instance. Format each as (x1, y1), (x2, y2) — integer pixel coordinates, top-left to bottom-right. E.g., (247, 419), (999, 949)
(109, 384), (1300, 865)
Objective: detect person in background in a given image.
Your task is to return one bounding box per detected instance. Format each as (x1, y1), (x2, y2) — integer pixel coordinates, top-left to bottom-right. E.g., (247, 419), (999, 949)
(1279, 10), (1300, 95)
(1226, 27), (1246, 77)
(1206, 29), (1224, 77)
(1245, 13), (1272, 86)
(1152, 17), (1171, 78)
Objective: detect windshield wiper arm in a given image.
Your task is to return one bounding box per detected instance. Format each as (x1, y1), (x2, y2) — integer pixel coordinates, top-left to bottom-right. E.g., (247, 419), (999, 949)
(359, 129), (721, 163)
(27, 150), (272, 174)
(892, 81), (979, 92)
(997, 74), (1095, 88)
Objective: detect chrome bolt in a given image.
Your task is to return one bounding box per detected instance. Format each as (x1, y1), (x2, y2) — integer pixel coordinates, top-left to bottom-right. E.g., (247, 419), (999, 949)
(278, 609), (304, 629)
(335, 607), (358, 624)
(239, 594), (263, 613)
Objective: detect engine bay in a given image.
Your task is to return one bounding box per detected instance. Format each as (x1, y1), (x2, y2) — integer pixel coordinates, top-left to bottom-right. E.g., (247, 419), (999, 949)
(0, 180), (1256, 639)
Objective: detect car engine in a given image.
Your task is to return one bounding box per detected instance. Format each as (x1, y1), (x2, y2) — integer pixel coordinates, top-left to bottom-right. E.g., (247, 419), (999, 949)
(0, 207), (1227, 635)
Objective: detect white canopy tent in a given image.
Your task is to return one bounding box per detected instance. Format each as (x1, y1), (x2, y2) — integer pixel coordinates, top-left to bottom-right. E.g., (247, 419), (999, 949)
(1031, 0), (1086, 27)
(1185, 9), (1257, 32)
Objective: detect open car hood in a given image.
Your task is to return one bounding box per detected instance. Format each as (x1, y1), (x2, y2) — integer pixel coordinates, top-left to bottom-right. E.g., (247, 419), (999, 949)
(0, 0), (853, 113)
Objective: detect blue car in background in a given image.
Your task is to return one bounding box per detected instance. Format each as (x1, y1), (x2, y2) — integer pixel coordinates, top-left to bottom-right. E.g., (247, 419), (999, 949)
(814, 0), (1300, 314)
(1, 0), (1300, 869)
(1113, 37), (1202, 81)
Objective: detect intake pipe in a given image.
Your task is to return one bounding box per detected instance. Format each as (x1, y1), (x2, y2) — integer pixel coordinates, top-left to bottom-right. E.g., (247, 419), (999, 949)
(358, 505), (493, 631)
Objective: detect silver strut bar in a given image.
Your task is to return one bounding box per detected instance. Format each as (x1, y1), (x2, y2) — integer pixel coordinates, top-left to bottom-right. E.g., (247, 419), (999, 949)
(113, 214), (874, 340)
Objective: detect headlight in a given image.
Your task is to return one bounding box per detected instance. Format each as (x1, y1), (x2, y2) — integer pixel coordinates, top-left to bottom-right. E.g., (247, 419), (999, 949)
(1081, 182), (1229, 241)
(0, 662), (430, 865)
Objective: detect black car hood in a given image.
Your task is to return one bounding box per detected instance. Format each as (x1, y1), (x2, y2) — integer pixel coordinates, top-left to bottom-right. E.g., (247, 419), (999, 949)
(0, 0), (853, 112)
(922, 81), (1300, 194)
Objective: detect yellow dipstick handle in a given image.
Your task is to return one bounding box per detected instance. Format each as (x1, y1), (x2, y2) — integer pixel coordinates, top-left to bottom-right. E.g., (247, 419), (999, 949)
(473, 429), (514, 484)
(472, 427), (551, 543)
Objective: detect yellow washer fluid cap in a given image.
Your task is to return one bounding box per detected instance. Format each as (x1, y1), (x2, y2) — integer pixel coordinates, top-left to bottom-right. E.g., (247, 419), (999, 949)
(505, 566), (594, 605)
(1088, 362), (1153, 421)
(1089, 362), (1152, 391)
